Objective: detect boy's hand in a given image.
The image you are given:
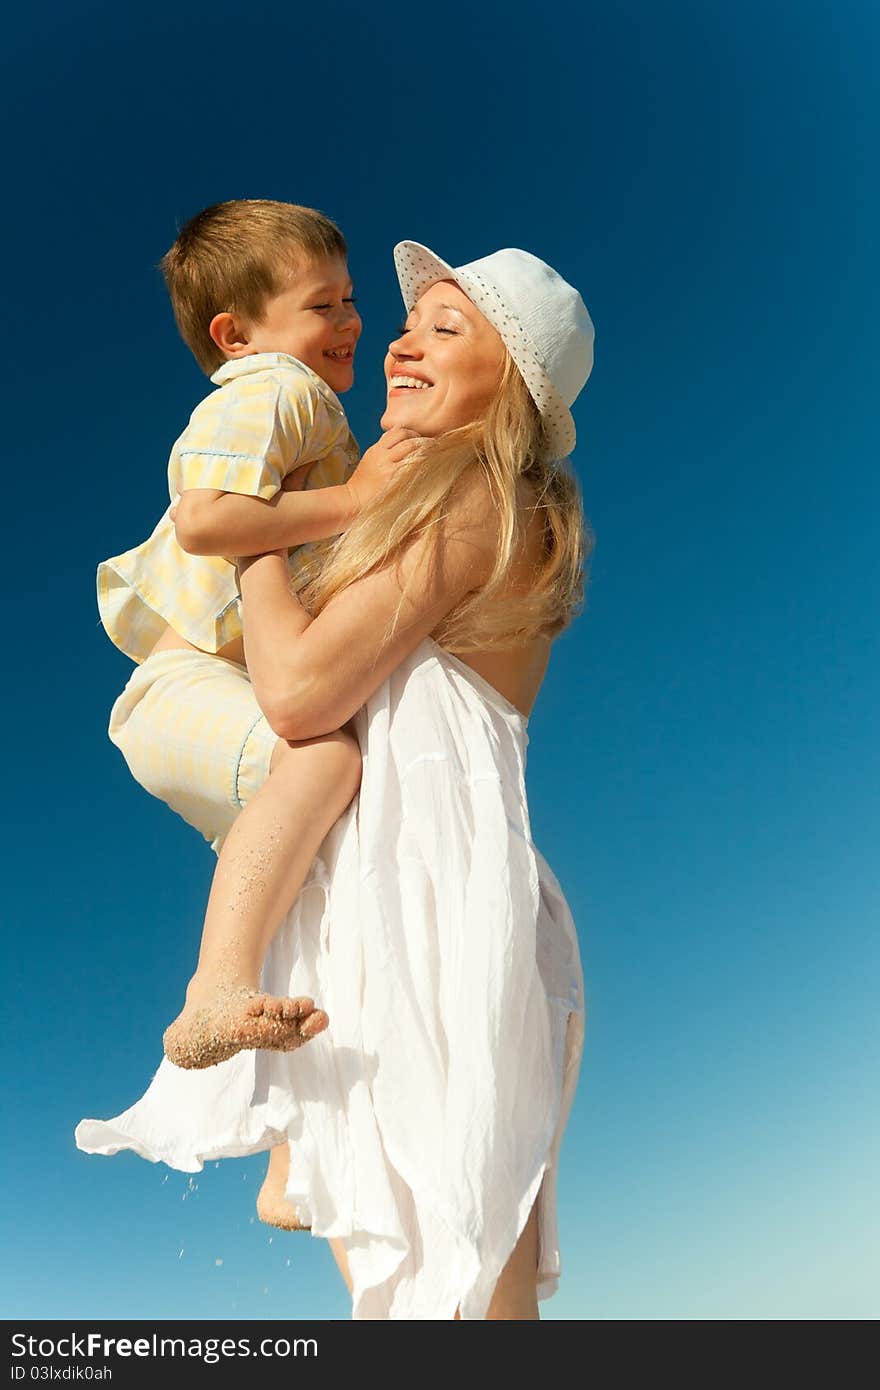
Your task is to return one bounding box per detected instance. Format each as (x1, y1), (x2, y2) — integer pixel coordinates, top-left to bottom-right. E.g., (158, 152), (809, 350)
(345, 427), (422, 512)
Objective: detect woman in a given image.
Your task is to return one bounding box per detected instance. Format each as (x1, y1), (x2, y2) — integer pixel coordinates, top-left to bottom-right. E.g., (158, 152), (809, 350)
(77, 240), (595, 1320)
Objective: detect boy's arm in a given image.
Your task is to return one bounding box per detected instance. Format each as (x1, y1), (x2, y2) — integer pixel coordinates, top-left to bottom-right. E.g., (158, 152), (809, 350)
(173, 429), (420, 556)
(173, 480), (354, 555)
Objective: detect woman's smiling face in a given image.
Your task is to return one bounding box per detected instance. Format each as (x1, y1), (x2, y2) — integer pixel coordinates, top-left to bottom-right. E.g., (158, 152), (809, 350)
(381, 280), (508, 434)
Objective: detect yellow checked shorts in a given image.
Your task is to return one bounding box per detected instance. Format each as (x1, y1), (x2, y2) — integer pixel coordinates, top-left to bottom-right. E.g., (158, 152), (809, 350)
(108, 648), (279, 854)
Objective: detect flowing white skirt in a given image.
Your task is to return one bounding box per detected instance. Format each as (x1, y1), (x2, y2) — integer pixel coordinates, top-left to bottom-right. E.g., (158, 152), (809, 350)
(76, 639), (586, 1320)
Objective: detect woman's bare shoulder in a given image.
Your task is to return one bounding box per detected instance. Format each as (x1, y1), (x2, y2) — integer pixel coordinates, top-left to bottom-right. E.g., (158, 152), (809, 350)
(446, 477), (555, 717)
(445, 470), (543, 565)
(443, 467), (498, 548)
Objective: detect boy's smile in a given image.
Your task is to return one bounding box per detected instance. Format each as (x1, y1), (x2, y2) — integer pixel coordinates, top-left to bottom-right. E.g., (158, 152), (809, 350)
(214, 255), (362, 395)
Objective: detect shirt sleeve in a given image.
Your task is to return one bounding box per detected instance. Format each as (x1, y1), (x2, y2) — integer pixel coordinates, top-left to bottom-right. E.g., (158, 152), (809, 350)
(176, 368), (335, 499)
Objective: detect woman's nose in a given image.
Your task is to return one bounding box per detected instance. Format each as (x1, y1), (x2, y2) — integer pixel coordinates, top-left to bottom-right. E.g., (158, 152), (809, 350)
(388, 330), (418, 358)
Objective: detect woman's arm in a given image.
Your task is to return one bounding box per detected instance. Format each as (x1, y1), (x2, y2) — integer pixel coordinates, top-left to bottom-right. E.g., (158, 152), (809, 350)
(240, 475), (495, 741)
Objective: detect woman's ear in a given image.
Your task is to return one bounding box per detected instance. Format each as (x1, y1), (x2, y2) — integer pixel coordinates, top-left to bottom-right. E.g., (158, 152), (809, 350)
(209, 311), (251, 358)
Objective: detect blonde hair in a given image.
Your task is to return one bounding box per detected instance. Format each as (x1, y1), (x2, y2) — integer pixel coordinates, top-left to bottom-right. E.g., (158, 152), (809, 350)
(299, 354), (590, 652)
(160, 200), (347, 374)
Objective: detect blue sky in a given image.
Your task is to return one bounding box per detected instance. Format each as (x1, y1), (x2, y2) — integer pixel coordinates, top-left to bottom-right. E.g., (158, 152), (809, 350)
(2, 0), (877, 1319)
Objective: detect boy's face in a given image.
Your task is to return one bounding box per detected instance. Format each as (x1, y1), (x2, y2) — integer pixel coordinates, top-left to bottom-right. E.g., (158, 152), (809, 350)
(239, 255), (361, 395)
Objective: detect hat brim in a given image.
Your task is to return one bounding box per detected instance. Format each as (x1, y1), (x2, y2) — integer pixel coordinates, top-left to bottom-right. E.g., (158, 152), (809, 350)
(393, 240), (576, 462)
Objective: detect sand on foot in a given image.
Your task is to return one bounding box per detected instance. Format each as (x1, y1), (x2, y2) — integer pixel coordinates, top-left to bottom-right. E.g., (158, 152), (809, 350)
(163, 987), (328, 1070)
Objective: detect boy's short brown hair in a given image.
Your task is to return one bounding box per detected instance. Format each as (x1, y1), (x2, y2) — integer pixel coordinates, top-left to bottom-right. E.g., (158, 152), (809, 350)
(160, 199), (348, 374)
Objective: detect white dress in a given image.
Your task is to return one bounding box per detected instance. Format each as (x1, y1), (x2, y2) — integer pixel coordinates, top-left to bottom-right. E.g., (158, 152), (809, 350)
(76, 639), (586, 1320)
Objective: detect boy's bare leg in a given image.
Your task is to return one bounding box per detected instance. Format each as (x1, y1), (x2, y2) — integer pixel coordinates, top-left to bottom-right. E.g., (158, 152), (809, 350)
(163, 730), (360, 1069)
(256, 1142), (310, 1231)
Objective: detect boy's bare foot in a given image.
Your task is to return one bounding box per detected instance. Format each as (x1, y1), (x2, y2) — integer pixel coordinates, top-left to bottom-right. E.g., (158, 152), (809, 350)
(256, 1142), (311, 1231)
(163, 988), (328, 1070)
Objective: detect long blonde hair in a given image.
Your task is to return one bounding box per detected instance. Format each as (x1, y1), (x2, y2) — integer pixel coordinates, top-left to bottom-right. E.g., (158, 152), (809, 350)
(298, 352), (591, 652)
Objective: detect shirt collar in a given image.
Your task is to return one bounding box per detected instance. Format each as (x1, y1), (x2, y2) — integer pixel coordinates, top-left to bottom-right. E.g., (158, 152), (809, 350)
(210, 352), (345, 416)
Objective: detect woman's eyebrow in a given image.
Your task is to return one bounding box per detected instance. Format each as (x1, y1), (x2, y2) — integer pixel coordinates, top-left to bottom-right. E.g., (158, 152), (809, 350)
(404, 301), (466, 327)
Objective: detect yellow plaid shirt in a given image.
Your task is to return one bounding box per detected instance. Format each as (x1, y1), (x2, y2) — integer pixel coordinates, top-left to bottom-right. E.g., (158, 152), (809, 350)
(98, 353), (359, 662)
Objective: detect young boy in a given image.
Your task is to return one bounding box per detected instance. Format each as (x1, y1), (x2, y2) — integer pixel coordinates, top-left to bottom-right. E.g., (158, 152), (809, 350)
(100, 199), (405, 1074)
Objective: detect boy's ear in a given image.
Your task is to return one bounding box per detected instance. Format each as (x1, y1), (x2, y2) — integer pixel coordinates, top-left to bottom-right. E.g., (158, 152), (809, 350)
(209, 311), (251, 358)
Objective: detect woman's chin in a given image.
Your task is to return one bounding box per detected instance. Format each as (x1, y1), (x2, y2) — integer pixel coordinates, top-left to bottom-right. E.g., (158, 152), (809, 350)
(381, 403), (409, 430)
(380, 394), (428, 425)
(381, 403), (437, 435)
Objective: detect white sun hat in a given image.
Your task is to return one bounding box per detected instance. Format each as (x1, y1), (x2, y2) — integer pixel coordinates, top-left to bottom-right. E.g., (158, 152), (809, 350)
(393, 240), (594, 462)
